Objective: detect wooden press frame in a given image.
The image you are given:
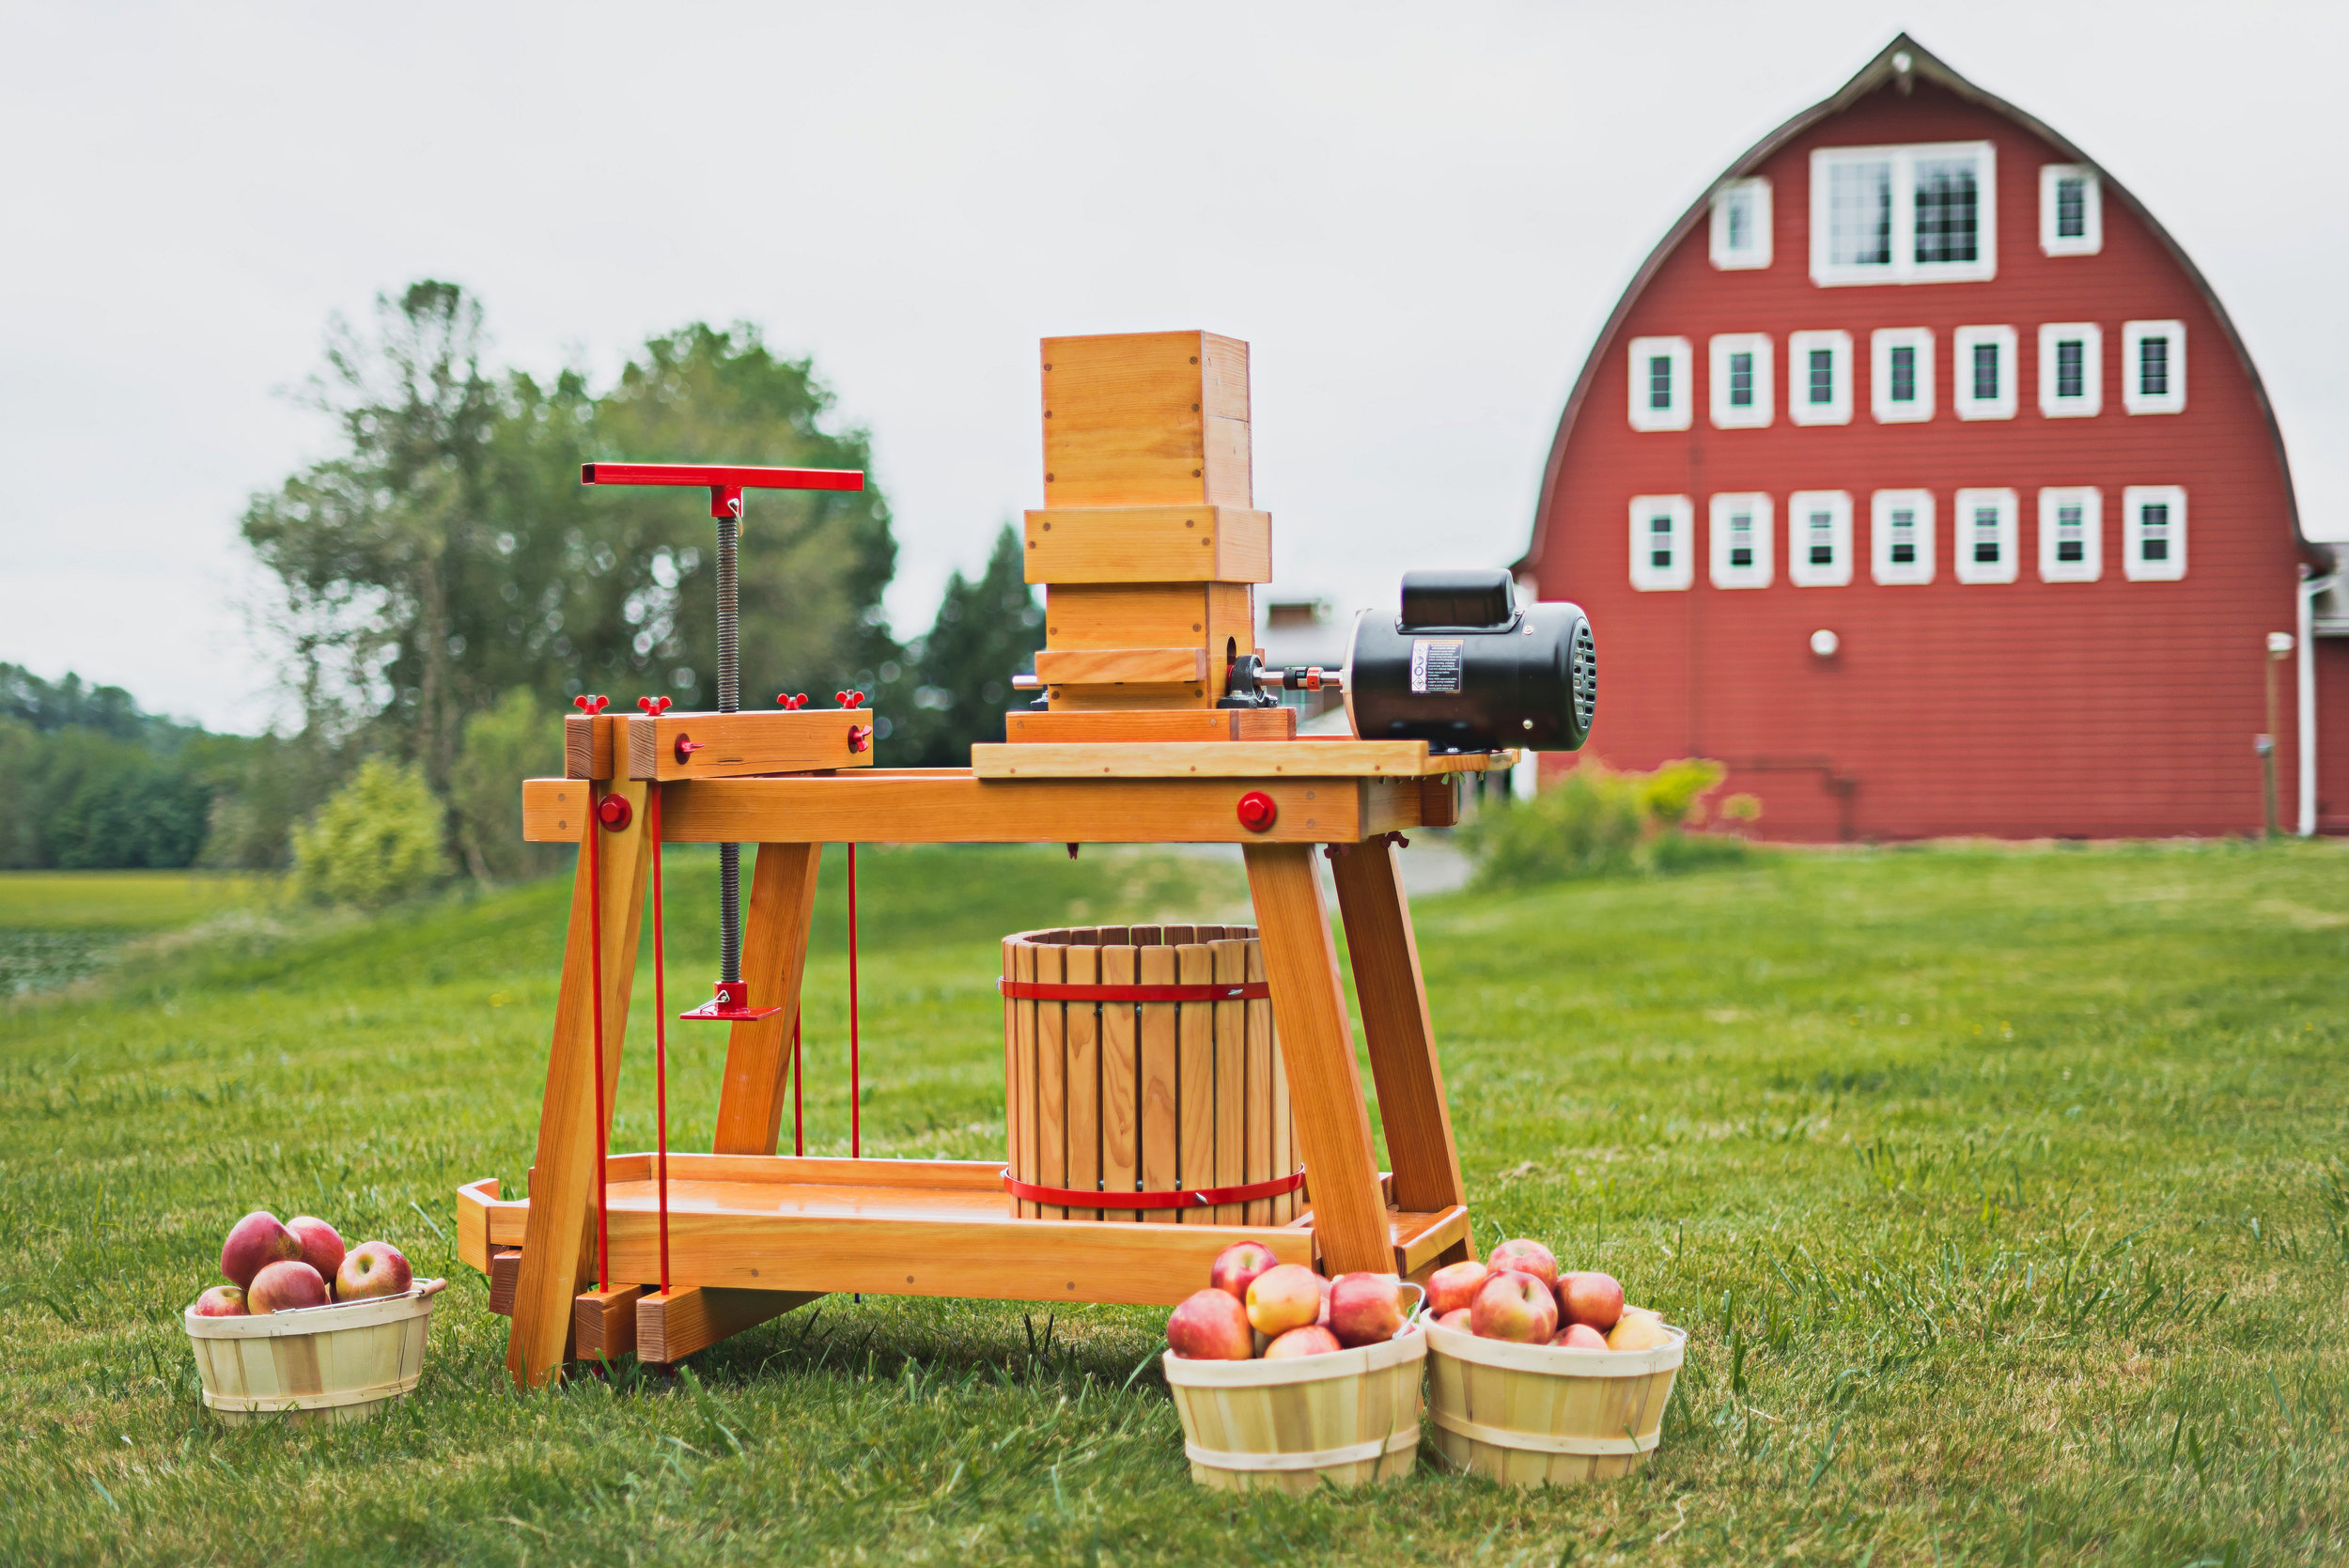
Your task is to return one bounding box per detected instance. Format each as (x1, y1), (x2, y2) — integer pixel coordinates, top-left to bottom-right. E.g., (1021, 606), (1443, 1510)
(462, 739), (1493, 1389)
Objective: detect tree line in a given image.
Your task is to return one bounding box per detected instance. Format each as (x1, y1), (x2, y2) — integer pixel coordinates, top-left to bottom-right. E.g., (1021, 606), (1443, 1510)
(0, 281), (1045, 887)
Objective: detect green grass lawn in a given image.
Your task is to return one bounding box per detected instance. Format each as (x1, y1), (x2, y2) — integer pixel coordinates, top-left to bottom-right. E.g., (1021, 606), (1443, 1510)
(4, 841), (2347, 1565)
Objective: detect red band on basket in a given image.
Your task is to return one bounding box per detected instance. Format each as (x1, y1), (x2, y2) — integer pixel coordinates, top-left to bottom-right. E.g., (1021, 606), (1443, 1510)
(999, 980), (1270, 1002)
(1003, 1166), (1305, 1210)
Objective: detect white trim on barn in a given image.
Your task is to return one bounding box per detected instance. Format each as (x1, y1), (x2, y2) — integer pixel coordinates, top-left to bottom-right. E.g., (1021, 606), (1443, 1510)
(2122, 486), (2187, 581)
(1952, 325), (2017, 420)
(1787, 490), (1855, 587)
(1809, 141), (1998, 287)
(2038, 323), (2104, 418)
(1627, 494), (1695, 590)
(1710, 179), (1774, 270)
(1709, 492), (1776, 588)
(1709, 334), (1776, 428)
(1870, 489), (1937, 584)
(2122, 320), (2186, 415)
(1952, 488), (2020, 584)
(1871, 328), (1937, 423)
(2039, 163), (2102, 256)
(2037, 487), (2105, 582)
(1626, 336), (1693, 431)
(1787, 331), (1853, 426)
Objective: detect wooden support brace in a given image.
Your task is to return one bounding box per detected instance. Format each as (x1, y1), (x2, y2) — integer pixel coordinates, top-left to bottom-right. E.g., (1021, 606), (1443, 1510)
(624, 709), (876, 781)
(487, 1250), (521, 1316)
(1241, 843), (1392, 1277)
(637, 1285), (819, 1365)
(574, 1284), (647, 1361)
(711, 843), (822, 1155)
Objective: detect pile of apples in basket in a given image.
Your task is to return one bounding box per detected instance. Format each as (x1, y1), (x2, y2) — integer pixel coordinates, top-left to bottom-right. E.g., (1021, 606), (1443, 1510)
(1167, 1235), (1672, 1359)
(194, 1211), (414, 1315)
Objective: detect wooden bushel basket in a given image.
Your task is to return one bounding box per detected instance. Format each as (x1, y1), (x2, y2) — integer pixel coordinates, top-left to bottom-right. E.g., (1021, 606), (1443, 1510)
(1162, 1327), (1427, 1492)
(183, 1281), (442, 1426)
(1003, 924), (1301, 1224)
(1425, 1318), (1685, 1485)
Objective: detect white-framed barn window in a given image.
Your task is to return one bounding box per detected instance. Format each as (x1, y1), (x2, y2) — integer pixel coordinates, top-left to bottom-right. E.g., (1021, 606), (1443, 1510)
(1709, 492), (1775, 588)
(1709, 334), (1775, 428)
(1786, 490), (1853, 587)
(1952, 489), (2019, 584)
(1810, 141), (1998, 286)
(1952, 325), (2017, 420)
(2123, 486), (2187, 581)
(1626, 336), (1693, 431)
(1786, 331), (1852, 426)
(2040, 164), (2102, 256)
(1871, 328), (1936, 423)
(1711, 179), (1773, 270)
(2122, 320), (2186, 415)
(1628, 495), (1695, 591)
(2038, 323), (2103, 418)
(2037, 487), (2104, 582)
(1870, 489), (1937, 584)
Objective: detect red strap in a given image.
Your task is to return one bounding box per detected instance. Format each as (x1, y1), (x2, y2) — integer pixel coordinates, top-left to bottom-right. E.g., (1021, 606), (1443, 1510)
(585, 786), (608, 1293)
(999, 980), (1270, 1002)
(848, 843), (860, 1159)
(649, 784), (671, 1296)
(1003, 1166), (1305, 1210)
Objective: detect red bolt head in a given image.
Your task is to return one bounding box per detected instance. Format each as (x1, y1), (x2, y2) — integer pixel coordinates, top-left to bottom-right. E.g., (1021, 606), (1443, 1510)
(573, 693), (609, 715)
(1236, 790), (1278, 832)
(595, 794), (632, 831)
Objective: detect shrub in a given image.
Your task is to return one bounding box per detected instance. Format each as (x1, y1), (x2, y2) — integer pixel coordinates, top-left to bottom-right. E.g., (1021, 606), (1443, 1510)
(290, 758), (450, 908)
(450, 688), (569, 883)
(1460, 757), (1746, 889)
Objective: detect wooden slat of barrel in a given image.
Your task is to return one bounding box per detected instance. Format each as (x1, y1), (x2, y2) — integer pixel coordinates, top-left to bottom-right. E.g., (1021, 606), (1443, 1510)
(1036, 941), (1068, 1220)
(1246, 939), (1277, 1225)
(1065, 940), (1103, 1220)
(1100, 943), (1142, 1221)
(1139, 942), (1180, 1227)
(1211, 938), (1248, 1226)
(1175, 941), (1215, 1225)
(1003, 939), (1021, 1218)
(1014, 940), (1040, 1218)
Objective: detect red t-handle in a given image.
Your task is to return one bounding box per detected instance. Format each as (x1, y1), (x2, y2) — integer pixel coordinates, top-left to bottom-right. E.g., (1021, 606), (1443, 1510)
(582, 461), (865, 519)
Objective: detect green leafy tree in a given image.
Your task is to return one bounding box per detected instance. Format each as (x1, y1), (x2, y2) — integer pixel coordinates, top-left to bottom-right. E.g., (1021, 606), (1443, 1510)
(887, 525), (1045, 766)
(290, 757), (450, 907)
(449, 688), (568, 883)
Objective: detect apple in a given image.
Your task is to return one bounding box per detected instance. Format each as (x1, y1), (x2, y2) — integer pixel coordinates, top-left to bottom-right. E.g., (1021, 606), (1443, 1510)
(1263, 1326), (1342, 1358)
(288, 1216), (346, 1283)
(1326, 1272), (1406, 1348)
(1207, 1240), (1280, 1301)
(1607, 1312), (1675, 1353)
(1167, 1288), (1253, 1359)
(1470, 1269), (1559, 1343)
(247, 1260), (329, 1314)
(1557, 1270), (1625, 1332)
(335, 1241), (412, 1302)
(220, 1212), (302, 1289)
(1437, 1307), (1473, 1332)
(1425, 1260), (1489, 1317)
(193, 1285), (247, 1317)
(1245, 1264), (1323, 1337)
(1549, 1323), (1609, 1349)
(1486, 1238), (1559, 1291)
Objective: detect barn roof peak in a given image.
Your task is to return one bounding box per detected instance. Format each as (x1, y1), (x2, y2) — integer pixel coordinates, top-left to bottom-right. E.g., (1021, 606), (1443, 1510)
(1520, 32), (2320, 570)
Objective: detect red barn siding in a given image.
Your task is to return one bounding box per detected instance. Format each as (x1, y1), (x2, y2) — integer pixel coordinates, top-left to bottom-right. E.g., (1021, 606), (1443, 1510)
(1522, 69), (2322, 841)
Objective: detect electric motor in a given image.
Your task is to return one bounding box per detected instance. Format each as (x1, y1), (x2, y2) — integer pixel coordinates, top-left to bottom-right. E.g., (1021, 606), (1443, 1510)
(1341, 569), (1595, 752)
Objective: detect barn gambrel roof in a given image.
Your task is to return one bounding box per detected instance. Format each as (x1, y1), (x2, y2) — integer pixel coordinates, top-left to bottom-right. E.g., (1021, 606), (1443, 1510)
(1519, 32), (2321, 572)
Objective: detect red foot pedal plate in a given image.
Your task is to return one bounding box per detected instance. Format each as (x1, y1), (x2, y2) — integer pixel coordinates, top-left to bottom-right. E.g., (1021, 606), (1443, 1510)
(678, 980), (783, 1022)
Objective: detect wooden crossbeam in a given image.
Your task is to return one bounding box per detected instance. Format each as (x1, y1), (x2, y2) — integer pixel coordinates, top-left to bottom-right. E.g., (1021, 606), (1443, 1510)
(637, 1286), (820, 1364)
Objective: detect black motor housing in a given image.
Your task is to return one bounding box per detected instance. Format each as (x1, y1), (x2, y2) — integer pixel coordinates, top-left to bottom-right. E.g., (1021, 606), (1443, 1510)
(1344, 569), (1595, 752)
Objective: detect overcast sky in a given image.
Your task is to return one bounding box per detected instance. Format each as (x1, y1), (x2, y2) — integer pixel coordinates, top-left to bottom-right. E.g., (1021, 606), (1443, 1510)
(6, 1), (2343, 732)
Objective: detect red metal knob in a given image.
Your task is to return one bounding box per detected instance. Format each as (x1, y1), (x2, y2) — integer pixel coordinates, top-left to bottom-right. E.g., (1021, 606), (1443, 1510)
(595, 793), (632, 831)
(572, 693), (609, 715)
(1236, 790), (1278, 832)
(778, 692), (809, 710)
(636, 695), (672, 715)
(848, 723), (873, 753)
(674, 734), (703, 763)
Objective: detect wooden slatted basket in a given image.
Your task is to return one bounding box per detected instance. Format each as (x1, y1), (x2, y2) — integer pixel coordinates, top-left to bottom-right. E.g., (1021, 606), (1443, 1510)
(1003, 924), (1301, 1223)
(1424, 1317), (1685, 1485)
(1162, 1327), (1427, 1492)
(183, 1281), (443, 1426)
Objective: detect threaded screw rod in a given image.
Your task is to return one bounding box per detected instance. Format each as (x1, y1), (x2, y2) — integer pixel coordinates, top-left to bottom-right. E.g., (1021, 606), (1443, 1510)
(716, 512), (742, 985)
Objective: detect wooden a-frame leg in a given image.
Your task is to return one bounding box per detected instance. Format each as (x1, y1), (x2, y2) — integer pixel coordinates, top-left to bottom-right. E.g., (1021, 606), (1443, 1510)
(506, 776), (653, 1390)
(1330, 838), (1469, 1226)
(1242, 843), (1391, 1277)
(711, 842), (822, 1155)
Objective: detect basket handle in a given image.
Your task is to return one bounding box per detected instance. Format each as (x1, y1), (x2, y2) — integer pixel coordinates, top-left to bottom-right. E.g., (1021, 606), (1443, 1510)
(1395, 1281), (1428, 1335)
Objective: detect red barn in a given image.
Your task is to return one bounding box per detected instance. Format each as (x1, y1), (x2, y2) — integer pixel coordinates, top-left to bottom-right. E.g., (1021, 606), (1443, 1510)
(1516, 35), (2341, 841)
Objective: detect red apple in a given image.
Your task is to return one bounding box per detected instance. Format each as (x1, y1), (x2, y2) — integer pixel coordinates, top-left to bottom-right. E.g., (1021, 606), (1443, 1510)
(1167, 1288), (1253, 1359)
(1264, 1326), (1342, 1358)
(1486, 1238), (1559, 1291)
(1549, 1323), (1609, 1349)
(1470, 1269), (1559, 1343)
(1315, 1272), (1333, 1326)
(288, 1217), (346, 1283)
(334, 1241), (412, 1302)
(1558, 1270), (1625, 1332)
(1327, 1272), (1407, 1347)
(1438, 1307), (1473, 1332)
(1245, 1264), (1323, 1337)
(1425, 1260), (1489, 1316)
(247, 1260), (329, 1314)
(220, 1212), (301, 1289)
(1207, 1240), (1280, 1301)
(192, 1285), (247, 1317)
